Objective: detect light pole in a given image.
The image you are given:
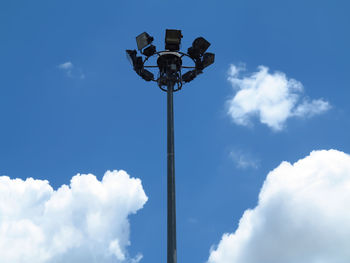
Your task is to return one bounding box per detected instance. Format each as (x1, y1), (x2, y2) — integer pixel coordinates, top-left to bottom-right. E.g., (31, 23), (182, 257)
(126, 29), (214, 263)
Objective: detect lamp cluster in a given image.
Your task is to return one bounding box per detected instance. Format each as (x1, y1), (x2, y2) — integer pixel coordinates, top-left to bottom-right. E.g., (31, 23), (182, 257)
(126, 48), (154, 81)
(184, 37), (215, 82)
(126, 29), (214, 90)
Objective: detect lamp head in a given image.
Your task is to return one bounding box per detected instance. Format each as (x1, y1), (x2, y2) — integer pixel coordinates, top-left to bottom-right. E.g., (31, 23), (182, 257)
(126, 50), (143, 73)
(182, 69), (202, 83)
(140, 69), (154, 81)
(136, 32), (154, 50)
(188, 37), (211, 59)
(202, 52), (215, 69)
(165, 29), (183, 51)
(134, 56), (143, 72)
(142, 45), (156, 57)
(126, 49), (137, 66)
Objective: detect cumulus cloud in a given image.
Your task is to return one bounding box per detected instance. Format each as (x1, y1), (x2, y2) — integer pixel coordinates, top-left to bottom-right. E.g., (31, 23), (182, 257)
(229, 150), (259, 169)
(227, 64), (330, 131)
(58, 61), (85, 79)
(208, 149), (350, 263)
(0, 170), (147, 263)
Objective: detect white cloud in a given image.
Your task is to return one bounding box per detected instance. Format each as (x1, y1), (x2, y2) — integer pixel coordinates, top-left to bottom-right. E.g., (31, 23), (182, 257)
(58, 61), (85, 79)
(58, 62), (73, 70)
(0, 170), (148, 263)
(293, 99), (331, 118)
(208, 149), (350, 263)
(229, 150), (259, 169)
(227, 64), (330, 131)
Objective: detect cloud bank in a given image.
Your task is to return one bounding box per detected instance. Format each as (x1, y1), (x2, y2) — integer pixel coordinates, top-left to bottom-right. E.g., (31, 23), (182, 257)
(208, 149), (350, 263)
(0, 170), (147, 263)
(227, 64), (330, 131)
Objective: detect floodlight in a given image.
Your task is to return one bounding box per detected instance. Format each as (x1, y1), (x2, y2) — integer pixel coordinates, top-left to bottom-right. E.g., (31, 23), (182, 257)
(182, 70), (196, 83)
(140, 69), (154, 81)
(202, 52), (215, 69)
(165, 29), (183, 51)
(188, 37), (211, 59)
(136, 32), (154, 50)
(193, 37), (210, 54)
(182, 69), (202, 83)
(126, 49), (137, 66)
(134, 56), (143, 72)
(126, 50), (143, 73)
(143, 45), (156, 57)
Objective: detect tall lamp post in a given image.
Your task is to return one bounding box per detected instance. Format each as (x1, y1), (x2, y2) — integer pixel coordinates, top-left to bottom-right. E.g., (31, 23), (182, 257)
(126, 29), (214, 263)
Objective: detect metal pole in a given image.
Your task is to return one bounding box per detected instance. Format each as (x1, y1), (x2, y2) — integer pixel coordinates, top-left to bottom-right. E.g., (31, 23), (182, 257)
(167, 80), (177, 263)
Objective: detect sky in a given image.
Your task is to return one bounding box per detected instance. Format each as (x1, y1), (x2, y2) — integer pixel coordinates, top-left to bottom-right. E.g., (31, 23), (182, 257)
(1, 0), (350, 262)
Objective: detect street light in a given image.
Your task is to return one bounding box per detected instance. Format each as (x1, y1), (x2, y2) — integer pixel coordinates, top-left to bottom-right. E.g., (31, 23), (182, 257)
(126, 29), (214, 263)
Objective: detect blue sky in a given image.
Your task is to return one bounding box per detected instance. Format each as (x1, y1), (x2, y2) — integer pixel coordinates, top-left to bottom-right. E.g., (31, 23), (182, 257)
(1, 1), (350, 263)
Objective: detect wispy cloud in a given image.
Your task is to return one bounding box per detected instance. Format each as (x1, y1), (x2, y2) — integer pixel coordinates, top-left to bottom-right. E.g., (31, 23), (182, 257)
(58, 61), (73, 70)
(0, 170), (147, 263)
(229, 150), (259, 169)
(188, 217), (198, 224)
(209, 149), (350, 263)
(58, 61), (85, 79)
(227, 64), (330, 131)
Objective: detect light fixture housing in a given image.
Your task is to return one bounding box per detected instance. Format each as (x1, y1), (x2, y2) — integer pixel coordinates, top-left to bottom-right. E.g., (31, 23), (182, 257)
(182, 69), (202, 83)
(140, 69), (154, 81)
(188, 37), (211, 59)
(142, 45), (156, 57)
(182, 70), (196, 83)
(136, 32), (154, 50)
(193, 37), (210, 55)
(126, 50), (143, 73)
(134, 56), (143, 72)
(126, 49), (137, 66)
(202, 52), (215, 69)
(165, 29), (183, 51)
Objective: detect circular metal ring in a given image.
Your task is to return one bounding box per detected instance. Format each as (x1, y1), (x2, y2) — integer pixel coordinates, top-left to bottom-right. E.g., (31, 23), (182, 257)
(141, 51), (197, 92)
